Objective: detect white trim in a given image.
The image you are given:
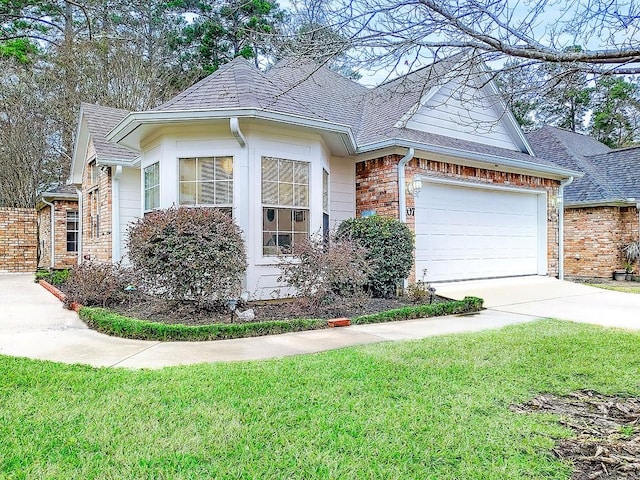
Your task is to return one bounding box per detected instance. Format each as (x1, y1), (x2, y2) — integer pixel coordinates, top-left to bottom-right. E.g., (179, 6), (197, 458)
(107, 108), (357, 155)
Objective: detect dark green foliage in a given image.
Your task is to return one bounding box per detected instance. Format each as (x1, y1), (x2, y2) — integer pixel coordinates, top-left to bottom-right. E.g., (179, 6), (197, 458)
(352, 296), (483, 324)
(337, 216), (414, 298)
(79, 307), (326, 341)
(34, 268), (70, 285)
(78, 296), (483, 341)
(127, 207), (247, 307)
(591, 77), (640, 148)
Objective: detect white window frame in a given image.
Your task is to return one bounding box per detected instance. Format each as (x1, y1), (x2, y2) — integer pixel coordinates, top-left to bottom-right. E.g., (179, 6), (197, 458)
(66, 210), (79, 253)
(261, 156), (310, 256)
(144, 162), (160, 211)
(178, 156), (234, 208)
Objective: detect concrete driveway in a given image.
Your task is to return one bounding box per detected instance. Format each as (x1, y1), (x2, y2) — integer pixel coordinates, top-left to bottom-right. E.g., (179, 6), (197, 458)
(437, 276), (640, 330)
(0, 273), (531, 369)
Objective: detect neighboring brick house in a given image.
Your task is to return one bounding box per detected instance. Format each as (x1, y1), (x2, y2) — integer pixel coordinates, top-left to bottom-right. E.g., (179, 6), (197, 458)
(36, 185), (79, 269)
(527, 126), (640, 279)
(69, 55), (579, 299)
(70, 103), (140, 264)
(0, 207), (37, 273)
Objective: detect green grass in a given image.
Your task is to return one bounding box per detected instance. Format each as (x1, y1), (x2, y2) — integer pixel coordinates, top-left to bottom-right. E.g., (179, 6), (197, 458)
(592, 283), (640, 294)
(2, 320), (640, 479)
(78, 297), (483, 341)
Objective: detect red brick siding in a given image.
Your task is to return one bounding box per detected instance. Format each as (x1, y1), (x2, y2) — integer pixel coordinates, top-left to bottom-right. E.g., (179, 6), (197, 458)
(81, 152), (112, 263)
(37, 200), (79, 269)
(355, 155), (561, 279)
(564, 206), (639, 278)
(0, 207), (37, 273)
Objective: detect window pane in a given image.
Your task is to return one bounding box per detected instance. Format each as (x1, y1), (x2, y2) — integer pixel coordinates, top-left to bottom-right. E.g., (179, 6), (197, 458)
(199, 181), (215, 204)
(322, 169), (329, 212)
(262, 181), (278, 204)
(199, 157), (215, 182)
(215, 181), (232, 204)
(180, 182), (196, 205)
(277, 208), (293, 232)
(295, 162), (309, 185)
(295, 185), (308, 207)
(280, 159), (294, 183)
(179, 158), (196, 181)
(293, 210), (308, 233)
(216, 156), (233, 180)
(279, 182), (293, 205)
(262, 157), (278, 182)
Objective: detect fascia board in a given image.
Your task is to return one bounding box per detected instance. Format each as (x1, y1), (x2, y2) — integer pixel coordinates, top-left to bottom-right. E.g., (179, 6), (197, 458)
(106, 108), (358, 155)
(565, 199), (637, 208)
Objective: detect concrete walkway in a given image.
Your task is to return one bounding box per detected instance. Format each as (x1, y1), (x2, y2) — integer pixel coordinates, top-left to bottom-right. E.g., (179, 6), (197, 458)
(437, 276), (640, 330)
(0, 273), (535, 369)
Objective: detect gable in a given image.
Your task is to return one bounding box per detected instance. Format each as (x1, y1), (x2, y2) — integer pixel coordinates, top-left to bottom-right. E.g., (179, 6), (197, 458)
(401, 77), (528, 153)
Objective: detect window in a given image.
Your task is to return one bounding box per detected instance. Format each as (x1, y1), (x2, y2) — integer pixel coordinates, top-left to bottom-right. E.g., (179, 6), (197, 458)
(66, 211), (79, 253)
(261, 156), (309, 255)
(89, 160), (99, 186)
(89, 190), (99, 239)
(179, 156), (233, 206)
(144, 163), (160, 211)
(322, 169), (329, 241)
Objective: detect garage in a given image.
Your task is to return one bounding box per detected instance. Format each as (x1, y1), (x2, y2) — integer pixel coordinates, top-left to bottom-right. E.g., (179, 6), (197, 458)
(415, 180), (547, 282)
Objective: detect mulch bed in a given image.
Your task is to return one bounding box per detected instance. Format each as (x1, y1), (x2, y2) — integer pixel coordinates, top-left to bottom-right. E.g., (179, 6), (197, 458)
(106, 294), (448, 326)
(512, 391), (640, 479)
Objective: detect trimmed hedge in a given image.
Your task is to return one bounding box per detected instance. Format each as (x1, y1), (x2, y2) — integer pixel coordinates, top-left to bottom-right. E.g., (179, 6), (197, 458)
(78, 296), (484, 342)
(79, 308), (327, 341)
(351, 297), (484, 325)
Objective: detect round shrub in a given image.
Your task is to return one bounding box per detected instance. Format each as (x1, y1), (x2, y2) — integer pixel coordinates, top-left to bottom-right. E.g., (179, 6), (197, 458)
(336, 215), (414, 298)
(127, 207), (247, 308)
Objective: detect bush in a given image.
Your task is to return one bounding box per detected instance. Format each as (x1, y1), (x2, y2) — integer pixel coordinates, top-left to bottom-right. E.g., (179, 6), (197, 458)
(278, 234), (371, 311)
(63, 262), (135, 308)
(127, 207), (247, 308)
(352, 297), (483, 324)
(35, 269), (70, 286)
(337, 216), (414, 298)
(79, 307), (326, 341)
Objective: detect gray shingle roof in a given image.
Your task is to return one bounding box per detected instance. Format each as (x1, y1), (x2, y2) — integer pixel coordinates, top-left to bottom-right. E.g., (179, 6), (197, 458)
(81, 103), (138, 162)
(527, 126), (640, 204)
(151, 56), (557, 167)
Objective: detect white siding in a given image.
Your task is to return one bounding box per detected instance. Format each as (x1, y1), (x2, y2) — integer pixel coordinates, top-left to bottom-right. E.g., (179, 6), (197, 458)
(118, 167), (140, 262)
(405, 80), (521, 152)
(329, 156), (355, 228)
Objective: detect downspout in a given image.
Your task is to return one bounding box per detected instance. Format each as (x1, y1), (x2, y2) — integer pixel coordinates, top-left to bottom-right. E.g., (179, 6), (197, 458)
(558, 176), (574, 280)
(230, 117), (246, 147)
(398, 147), (415, 223)
(112, 166), (122, 261)
(76, 188), (83, 265)
(398, 147), (415, 291)
(41, 198), (55, 269)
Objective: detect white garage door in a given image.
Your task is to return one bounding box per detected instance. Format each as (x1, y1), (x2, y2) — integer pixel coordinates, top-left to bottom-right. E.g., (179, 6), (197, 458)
(415, 182), (544, 282)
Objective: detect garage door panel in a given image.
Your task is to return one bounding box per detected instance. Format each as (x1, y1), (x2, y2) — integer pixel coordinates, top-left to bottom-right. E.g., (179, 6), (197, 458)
(415, 183), (543, 282)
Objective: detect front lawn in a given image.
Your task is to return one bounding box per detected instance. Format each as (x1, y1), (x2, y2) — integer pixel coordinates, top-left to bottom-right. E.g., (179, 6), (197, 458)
(2, 320), (640, 479)
(591, 283), (640, 294)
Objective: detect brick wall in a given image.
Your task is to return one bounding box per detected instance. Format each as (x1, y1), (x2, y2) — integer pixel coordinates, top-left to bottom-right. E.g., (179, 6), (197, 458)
(0, 207), (37, 273)
(355, 155), (561, 279)
(37, 200), (79, 269)
(564, 206), (639, 279)
(81, 149), (113, 263)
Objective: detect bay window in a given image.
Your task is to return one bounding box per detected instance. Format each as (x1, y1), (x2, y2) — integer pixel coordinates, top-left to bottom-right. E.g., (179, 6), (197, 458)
(262, 156), (309, 254)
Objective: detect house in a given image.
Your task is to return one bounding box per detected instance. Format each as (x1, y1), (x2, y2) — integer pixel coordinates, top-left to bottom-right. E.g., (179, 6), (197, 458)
(36, 184), (79, 269)
(69, 56), (580, 299)
(527, 126), (640, 279)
